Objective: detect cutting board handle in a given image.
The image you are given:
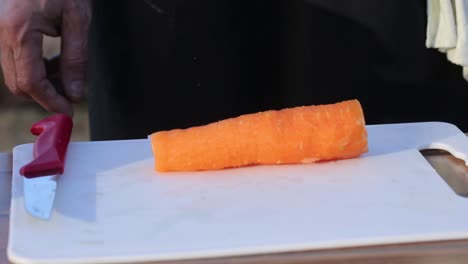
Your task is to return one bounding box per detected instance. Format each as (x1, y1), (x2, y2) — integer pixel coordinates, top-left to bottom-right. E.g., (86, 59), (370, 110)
(19, 114), (73, 178)
(419, 122), (468, 167)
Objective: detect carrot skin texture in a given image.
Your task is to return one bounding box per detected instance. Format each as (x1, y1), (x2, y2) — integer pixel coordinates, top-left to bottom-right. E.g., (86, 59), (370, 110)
(149, 99), (368, 172)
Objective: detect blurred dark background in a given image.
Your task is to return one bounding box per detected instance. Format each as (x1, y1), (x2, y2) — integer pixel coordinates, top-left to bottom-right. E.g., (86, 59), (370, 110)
(88, 0), (468, 141)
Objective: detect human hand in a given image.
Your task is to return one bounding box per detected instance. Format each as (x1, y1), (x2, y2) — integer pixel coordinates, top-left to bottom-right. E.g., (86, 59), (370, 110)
(0, 0), (91, 115)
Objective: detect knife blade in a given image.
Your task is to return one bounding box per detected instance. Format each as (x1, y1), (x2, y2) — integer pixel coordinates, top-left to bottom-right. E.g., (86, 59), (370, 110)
(19, 114), (73, 220)
(23, 175), (58, 219)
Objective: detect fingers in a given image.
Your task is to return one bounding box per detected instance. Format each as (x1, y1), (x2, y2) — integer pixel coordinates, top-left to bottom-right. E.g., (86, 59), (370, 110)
(0, 0), (91, 115)
(1, 45), (16, 92)
(0, 3), (72, 113)
(13, 31), (73, 115)
(44, 55), (66, 97)
(60, 0), (91, 102)
(1, 42), (31, 99)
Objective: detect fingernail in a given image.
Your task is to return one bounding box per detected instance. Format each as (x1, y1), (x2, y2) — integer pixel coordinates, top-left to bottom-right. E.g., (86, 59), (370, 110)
(68, 81), (84, 101)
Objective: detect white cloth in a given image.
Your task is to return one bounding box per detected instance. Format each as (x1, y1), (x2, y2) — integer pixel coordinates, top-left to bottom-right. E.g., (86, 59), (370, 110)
(426, 0), (468, 81)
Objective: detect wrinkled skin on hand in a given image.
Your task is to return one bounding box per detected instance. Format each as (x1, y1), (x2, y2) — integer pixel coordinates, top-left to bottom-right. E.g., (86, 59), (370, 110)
(0, 0), (91, 116)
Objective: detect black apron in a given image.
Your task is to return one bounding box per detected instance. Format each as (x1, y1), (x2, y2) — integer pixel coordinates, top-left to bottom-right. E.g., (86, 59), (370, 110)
(88, 0), (468, 141)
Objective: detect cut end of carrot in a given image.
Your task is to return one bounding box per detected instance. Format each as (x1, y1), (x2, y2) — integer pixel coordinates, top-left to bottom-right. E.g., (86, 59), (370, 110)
(149, 99), (368, 172)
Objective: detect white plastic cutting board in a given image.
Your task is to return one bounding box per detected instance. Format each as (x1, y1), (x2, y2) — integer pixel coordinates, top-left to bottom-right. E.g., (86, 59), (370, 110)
(7, 122), (468, 264)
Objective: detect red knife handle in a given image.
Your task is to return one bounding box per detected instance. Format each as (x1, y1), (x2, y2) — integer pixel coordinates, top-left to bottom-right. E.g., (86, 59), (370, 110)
(19, 114), (73, 178)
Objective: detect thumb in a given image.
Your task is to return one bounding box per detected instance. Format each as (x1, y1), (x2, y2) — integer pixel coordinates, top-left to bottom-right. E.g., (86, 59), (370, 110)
(60, 0), (91, 102)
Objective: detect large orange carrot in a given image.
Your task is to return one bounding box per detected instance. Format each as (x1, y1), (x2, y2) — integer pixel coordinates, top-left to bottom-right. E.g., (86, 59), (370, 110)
(149, 99), (368, 172)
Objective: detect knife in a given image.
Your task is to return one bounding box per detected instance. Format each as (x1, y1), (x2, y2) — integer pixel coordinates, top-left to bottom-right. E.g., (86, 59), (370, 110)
(19, 114), (73, 220)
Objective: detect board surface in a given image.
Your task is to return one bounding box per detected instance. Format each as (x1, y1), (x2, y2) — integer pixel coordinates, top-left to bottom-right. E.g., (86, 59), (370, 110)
(7, 122), (468, 264)
(1, 153), (11, 264)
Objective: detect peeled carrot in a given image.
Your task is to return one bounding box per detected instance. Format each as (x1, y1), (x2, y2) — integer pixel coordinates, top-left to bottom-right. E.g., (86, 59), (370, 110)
(149, 99), (368, 172)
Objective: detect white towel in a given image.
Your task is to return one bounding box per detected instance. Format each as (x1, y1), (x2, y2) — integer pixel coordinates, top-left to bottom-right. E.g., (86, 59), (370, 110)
(426, 0), (468, 81)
